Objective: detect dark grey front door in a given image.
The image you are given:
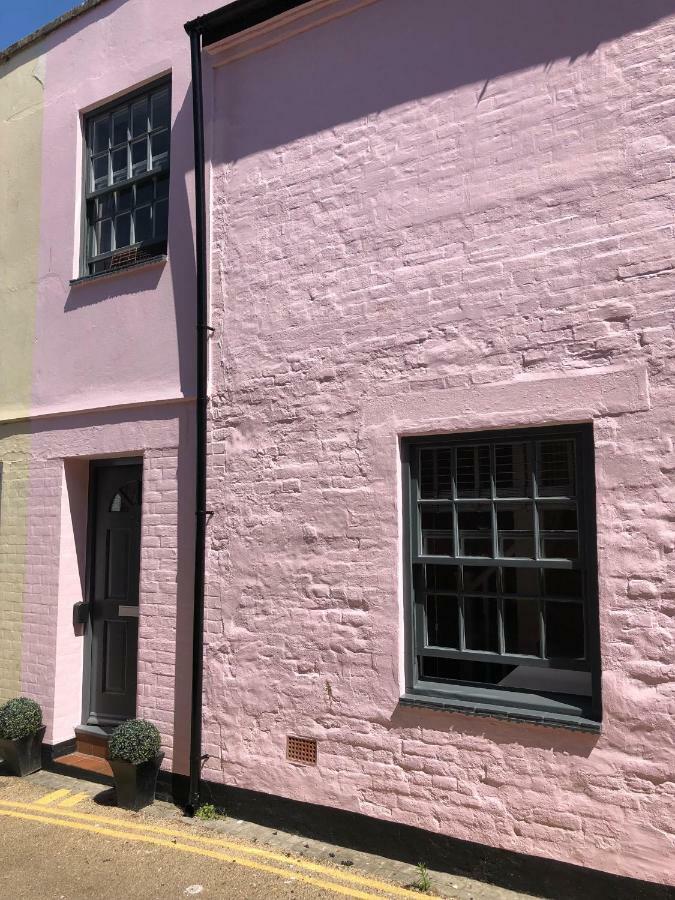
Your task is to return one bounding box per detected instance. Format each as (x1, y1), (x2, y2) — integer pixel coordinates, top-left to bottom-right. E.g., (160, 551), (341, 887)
(87, 462), (142, 728)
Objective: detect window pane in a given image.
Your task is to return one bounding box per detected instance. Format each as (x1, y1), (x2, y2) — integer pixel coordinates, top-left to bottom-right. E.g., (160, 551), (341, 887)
(117, 187), (132, 212)
(88, 223), (97, 258)
(421, 507), (453, 556)
(134, 205), (152, 243)
(426, 565), (459, 593)
(464, 597), (499, 652)
(151, 129), (169, 168)
(136, 180), (154, 206)
(96, 193), (114, 220)
(112, 146), (128, 183)
(155, 176), (169, 200)
(545, 601), (584, 659)
(426, 595), (459, 648)
(503, 566), (539, 596)
(495, 443), (531, 497)
(504, 598), (541, 656)
(497, 503), (534, 558)
(456, 445), (490, 498)
(112, 107), (128, 146)
(154, 199), (168, 240)
(151, 88), (170, 128)
(115, 212), (131, 248)
(92, 154), (108, 190)
(538, 440), (576, 497)
(132, 99), (148, 137)
(462, 567), (497, 594)
(457, 504), (492, 557)
(99, 218), (112, 254)
(92, 116), (109, 153)
(543, 569), (582, 599)
(539, 505), (577, 531)
(541, 536), (578, 560)
(131, 138), (148, 176)
(419, 447), (452, 499)
(419, 656), (515, 686)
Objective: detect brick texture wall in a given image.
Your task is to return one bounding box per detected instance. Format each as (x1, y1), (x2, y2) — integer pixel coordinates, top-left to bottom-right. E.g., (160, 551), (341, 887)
(203, 0), (675, 885)
(0, 428), (31, 703)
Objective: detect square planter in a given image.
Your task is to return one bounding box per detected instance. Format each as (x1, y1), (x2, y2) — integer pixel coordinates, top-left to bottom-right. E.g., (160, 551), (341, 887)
(110, 752), (164, 811)
(0, 726), (46, 777)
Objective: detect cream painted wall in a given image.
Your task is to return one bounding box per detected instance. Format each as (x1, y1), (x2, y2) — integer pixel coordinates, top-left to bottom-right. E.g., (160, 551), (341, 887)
(0, 48), (45, 699)
(0, 49), (44, 421)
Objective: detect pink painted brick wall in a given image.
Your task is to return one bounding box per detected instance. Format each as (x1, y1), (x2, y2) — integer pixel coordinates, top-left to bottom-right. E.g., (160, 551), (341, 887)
(202, 0), (675, 886)
(19, 404), (194, 765)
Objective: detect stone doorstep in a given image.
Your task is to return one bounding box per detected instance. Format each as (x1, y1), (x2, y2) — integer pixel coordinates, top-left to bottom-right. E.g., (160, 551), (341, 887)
(73, 726), (111, 759)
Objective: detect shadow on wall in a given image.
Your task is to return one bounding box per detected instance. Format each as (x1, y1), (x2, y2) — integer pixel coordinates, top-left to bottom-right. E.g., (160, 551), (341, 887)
(389, 703), (599, 757)
(215, 0), (675, 161)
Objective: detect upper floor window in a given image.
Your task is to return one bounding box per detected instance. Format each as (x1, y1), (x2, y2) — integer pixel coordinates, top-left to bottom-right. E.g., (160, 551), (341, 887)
(402, 424), (601, 730)
(83, 79), (171, 276)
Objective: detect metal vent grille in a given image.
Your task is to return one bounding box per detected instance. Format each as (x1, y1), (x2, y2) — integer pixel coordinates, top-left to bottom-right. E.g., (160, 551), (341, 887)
(287, 735), (317, 766)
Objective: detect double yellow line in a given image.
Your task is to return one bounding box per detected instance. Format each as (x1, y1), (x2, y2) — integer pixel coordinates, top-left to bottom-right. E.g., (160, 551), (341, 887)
(0, 798), (436, 900)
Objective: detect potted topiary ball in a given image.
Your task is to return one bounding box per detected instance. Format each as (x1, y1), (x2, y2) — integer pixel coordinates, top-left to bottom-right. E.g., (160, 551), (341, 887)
(108, 719), (163, 811)
(0, 698), (45, 777)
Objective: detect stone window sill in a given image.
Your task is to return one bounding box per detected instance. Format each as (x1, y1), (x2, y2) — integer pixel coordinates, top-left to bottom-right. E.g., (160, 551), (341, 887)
(69, 254), (167, 287)
(399, 692), (602, 733)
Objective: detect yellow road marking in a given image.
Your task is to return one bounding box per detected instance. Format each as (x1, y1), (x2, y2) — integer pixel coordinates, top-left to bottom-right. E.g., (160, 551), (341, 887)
(0, 808), (396, 900)
(33, 789), (72, 806)
(0, 799), (429, 898)
(57, 792), (90, 808)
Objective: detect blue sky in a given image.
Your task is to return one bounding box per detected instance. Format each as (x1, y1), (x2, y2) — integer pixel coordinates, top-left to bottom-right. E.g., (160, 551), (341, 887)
(0, 0), (79, 51)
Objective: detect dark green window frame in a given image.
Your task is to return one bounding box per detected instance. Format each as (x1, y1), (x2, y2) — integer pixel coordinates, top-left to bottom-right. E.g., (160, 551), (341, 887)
(82, 78), (171, 276)
(401, 424), (602, 731)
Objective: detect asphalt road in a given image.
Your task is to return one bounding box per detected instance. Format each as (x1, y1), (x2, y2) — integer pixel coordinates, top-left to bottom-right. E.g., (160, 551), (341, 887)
(0, 813), (342, 900)
(0, 778), (435, 900)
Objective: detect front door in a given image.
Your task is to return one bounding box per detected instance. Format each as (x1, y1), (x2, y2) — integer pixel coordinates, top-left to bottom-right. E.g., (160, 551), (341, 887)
(86, 461), (142, 728)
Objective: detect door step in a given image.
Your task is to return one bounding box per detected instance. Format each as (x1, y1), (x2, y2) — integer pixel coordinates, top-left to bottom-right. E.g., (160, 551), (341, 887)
(52, 751), (113, 779)
(74, 727), (110, 759)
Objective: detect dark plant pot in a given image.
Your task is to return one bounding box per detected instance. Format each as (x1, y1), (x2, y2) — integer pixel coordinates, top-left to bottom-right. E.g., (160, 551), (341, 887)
(0, 726), (46, 777)
(110, 752), (164, 811)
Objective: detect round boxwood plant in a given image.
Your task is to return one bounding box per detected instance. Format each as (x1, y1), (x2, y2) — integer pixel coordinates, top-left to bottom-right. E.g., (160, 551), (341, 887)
(0, 698), (42, 741)
(108, 719), (161, 765)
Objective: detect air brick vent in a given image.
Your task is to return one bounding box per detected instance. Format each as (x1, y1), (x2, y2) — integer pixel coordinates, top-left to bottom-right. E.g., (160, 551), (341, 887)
(287, 735), (317, 766)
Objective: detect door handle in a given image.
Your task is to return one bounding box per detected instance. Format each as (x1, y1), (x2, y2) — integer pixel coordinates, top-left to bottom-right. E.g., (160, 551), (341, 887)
(118, 606), (139, 618)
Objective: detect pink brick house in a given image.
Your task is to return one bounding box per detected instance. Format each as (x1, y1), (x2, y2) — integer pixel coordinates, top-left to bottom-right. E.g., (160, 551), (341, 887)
(1, 0), (674, 893)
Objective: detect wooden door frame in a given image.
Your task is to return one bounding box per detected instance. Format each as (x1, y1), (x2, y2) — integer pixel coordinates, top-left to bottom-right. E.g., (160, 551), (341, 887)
(80, 456), (144, 733)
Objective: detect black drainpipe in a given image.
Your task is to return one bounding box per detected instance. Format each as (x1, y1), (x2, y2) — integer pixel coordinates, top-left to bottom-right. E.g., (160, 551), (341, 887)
(185, 21), (208, 816)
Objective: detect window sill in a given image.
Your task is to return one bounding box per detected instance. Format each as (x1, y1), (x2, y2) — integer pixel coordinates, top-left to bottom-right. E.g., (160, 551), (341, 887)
(69, 254), (167, 287)
(399, 692), (602, 733)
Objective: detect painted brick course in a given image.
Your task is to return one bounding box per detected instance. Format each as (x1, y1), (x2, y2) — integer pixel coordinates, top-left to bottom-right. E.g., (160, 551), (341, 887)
(202, 0), (675, 886)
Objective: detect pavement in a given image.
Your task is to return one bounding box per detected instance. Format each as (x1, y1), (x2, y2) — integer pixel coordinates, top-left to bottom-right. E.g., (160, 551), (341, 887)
(0, 771), (528, 900)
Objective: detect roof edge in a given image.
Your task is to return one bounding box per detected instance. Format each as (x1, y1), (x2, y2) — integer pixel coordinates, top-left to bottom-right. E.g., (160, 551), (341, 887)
(0, 0), (109, 66)
(185, 0), (311, 45)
